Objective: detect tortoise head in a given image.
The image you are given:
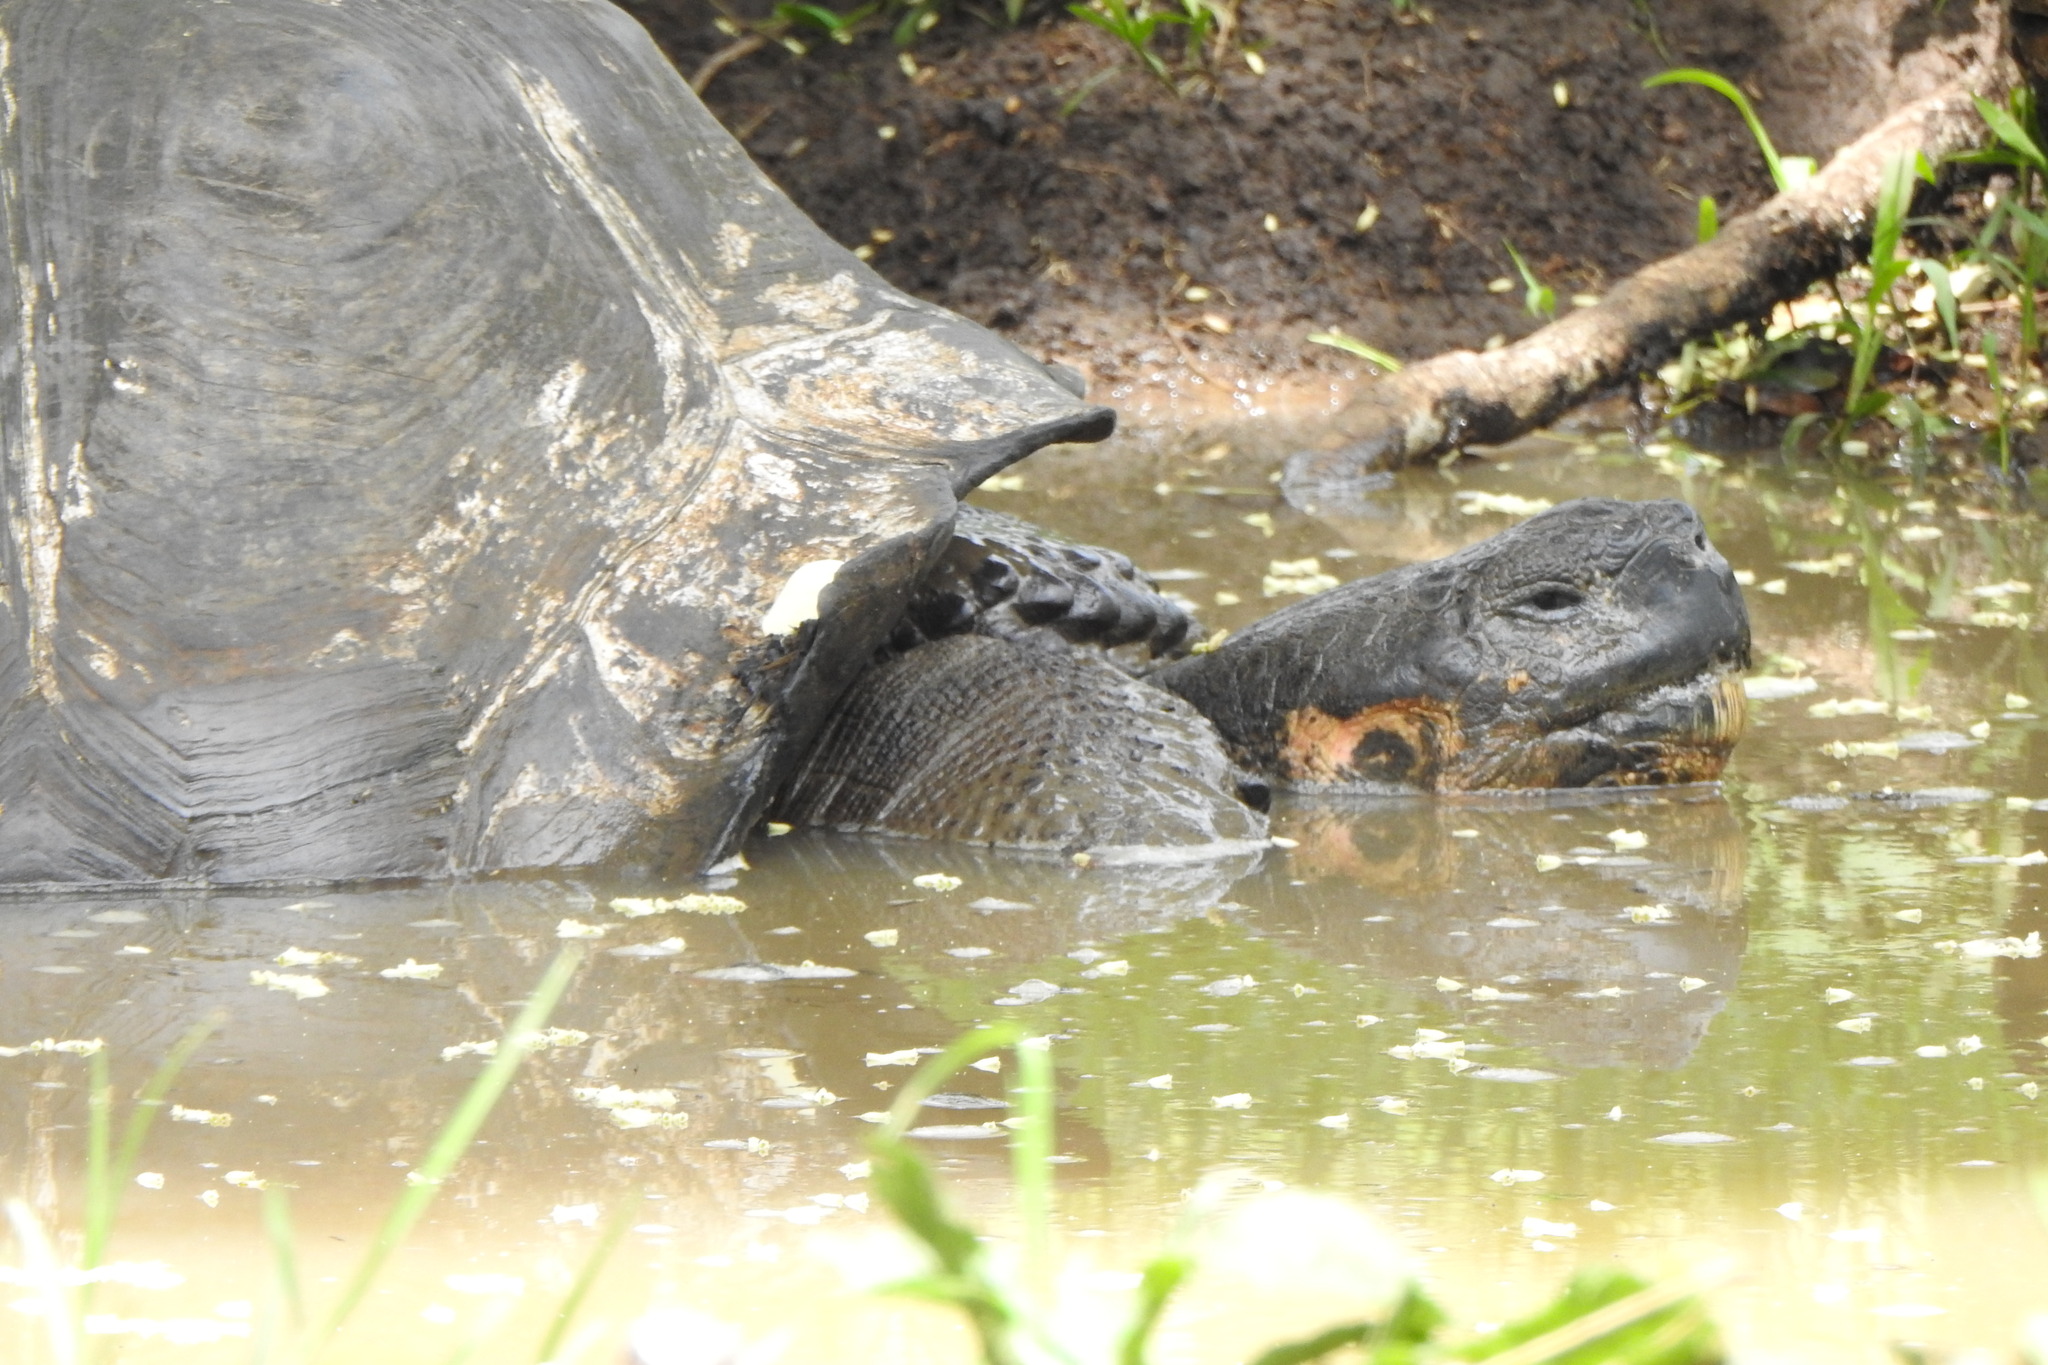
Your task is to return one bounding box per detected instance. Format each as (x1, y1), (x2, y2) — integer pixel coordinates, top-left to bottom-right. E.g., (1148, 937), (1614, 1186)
(1153, 498), (1751, 792)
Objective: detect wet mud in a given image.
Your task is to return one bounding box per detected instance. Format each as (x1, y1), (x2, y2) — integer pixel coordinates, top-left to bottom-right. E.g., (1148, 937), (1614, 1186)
(625, 0), (2004, 404)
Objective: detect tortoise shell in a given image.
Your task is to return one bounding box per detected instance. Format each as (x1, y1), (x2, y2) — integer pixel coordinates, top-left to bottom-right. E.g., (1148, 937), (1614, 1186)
(0, 0), (1110, 885)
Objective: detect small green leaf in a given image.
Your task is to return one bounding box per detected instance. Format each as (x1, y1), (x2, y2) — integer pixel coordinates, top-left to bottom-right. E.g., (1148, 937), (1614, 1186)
(1645, 68), (1789, 191)
(1973, 93), (2048, 173)
(1695, 195), (1718, 243)
(1305, 330), (1403, 371)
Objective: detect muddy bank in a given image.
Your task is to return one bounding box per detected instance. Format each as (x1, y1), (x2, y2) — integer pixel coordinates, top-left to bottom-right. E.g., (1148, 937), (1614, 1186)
(624, 0), (2006, 413)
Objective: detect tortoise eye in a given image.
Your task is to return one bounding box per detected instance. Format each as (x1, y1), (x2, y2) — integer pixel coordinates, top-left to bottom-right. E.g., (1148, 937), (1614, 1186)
(1511, 585), (1585, 618)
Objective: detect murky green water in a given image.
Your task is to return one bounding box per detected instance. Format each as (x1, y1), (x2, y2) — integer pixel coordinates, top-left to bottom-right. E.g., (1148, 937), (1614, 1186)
(4, 430), (2046, 1363)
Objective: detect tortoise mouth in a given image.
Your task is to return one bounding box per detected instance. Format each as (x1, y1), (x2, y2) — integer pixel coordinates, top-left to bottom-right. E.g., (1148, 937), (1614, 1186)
(1443, 666), (1747, 791)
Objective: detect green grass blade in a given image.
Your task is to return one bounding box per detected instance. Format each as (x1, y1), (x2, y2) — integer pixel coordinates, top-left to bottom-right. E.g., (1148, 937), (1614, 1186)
(1114, 1254), (1191, 1365)
(1009, 1035), (1054, 1311)
(1502, 240), (1555, 319)
(533, 1197), (635, 1364)
(1305, 330), (1402, 371)
(264, 1184), (305, 1330)
(1916, 258), (1959, 350)
(1695, 196), (1718, 244)
(1973, 93), (2048, 174)
(80, 1048), (111, 1319)
(308, 945), (586, 1355)
(1245, 1322), (1372, 1365)
(86, 1014), (222, 1271)
(1644, 68), (1786, 191)
(878, 1023), (1024, 1142)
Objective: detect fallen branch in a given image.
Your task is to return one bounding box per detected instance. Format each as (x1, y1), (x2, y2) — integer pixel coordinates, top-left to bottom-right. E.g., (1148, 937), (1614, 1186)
(1283, 76), (2014, 494)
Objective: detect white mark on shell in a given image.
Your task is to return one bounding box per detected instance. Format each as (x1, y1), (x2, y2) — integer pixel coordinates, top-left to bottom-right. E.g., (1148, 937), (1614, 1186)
(61, 441), (93, 521)
(760, 272), (860, 328)
(531, 361), (587, 429)
(744, 452), (804, 505)
(715, 222), (755, 274)
(759, 560), (844, 637)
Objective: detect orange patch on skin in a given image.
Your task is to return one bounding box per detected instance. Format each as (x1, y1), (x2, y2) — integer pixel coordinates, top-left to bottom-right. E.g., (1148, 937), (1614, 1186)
(1279, 698), (1461, 787)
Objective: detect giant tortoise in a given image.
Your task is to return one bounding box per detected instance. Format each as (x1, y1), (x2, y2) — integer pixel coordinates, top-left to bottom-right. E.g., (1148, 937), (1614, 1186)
(0, 0), (1749, 887)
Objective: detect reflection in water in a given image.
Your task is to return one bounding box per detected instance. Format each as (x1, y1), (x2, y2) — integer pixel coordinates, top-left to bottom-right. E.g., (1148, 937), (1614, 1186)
(2, 432), (2048, 1363)
(1261, 788), (1747, 1070)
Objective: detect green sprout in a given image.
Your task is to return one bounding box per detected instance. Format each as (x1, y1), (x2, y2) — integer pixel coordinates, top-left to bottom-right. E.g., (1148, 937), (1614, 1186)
(1068, 0), (1187, 87)
(1502, 240), (1556, 320)
(1306, 329), (1404, 373)
(1644, 68), (1814, 193)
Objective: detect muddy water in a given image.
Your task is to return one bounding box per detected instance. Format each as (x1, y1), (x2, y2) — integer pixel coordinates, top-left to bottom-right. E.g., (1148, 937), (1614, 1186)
(4, 431), (2047, 1364)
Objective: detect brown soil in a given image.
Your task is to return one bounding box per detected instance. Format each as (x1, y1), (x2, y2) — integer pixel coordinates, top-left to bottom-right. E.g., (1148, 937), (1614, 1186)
(621, 0), (2007, 416)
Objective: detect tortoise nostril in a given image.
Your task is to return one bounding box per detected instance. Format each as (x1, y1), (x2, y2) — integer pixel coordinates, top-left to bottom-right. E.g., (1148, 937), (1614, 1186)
(1694, 531), (1707, 551)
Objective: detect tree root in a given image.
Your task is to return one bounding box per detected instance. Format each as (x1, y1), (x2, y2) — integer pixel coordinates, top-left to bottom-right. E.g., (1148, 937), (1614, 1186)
(1283, 77), (2014, 499)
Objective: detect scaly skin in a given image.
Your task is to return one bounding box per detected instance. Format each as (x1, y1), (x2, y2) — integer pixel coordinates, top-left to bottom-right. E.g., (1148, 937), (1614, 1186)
(1153, 498), (1751, 793)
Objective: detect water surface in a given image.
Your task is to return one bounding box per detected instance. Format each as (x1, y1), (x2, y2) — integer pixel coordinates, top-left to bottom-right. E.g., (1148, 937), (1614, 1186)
(4, 430), (2046, 1363)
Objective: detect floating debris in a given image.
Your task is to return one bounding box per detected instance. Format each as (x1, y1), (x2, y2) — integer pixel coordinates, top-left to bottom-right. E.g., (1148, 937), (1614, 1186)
(250, 971), (328, 1001)
(609, 938), (686, 958)
(1204, 975), (1256, 996)
(1625, 904), (1675, 924)
(0, 1037), (103, 1058)
(906, 1123), (1005, 1140)
(1960, 934), (2043, 959)
(1212, 1092), (1253, 1109)
(967, 897), (1033, 912)
(555, 919), (607, 939)
(273, 947), (359, 967)
(994, 979), (1063, 1005)
(169, 1105), (231, 1128)
(1604, 829), (1647, 850)
(1650, 1131), (1735, 1145)
(1820, 741), (1899, 760)
(865, 1049), (922, 1067)
(1262, 557), (1340, 597)
(1466, 1066), (1562, 1083)
(1454, 491), (1554, 518)
(695, 961), (856, 982)
(1489, 1168), (1544, 1184)
(1836, 1017), (1875, 1034)
(1824, 988), (1855, 1004)
(1678, 977), (1708, 992)
(922, 1093), (1006, 1111)
(864, 929), (899, 947)
(1807, 698), (1890, 718)
(378, 960), (443, 981)
(611, 893), (746, 917)
(912, 873), (963, 892)
(1134, 1074), (1174, 1090)
(1895, 731), (1979, 754)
